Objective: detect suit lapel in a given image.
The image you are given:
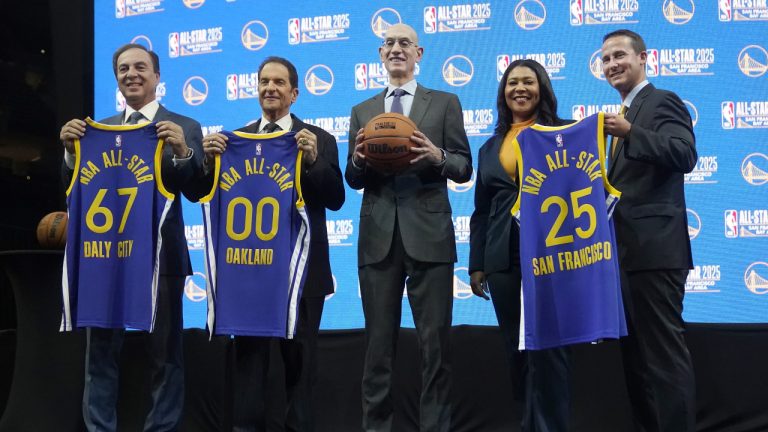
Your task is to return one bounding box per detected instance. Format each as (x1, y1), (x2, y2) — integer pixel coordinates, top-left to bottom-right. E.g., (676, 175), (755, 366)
(409, 85), (431, 127)
(609, 84), (654, 177)
(153, 104), (170, 122)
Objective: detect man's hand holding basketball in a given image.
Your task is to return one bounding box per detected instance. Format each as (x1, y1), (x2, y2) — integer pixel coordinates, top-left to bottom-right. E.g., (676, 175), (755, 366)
(409, 131), (445, 166)
(351, 127), (367, 167)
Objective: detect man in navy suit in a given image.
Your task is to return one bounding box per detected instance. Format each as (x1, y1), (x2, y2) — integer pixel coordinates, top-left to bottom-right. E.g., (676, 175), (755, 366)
(199, 56), (345, 432)
(602, 29), (697, 432)
(60, 43), (203, 431)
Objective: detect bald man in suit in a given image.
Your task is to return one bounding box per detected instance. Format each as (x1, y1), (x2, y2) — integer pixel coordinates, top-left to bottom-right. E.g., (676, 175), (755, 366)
(346, 23), (472, 432)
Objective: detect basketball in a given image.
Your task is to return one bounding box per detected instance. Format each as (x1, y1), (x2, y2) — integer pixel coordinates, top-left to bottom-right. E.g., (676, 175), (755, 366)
(362, 113), (418, 173)
(37, 211), (68, 249)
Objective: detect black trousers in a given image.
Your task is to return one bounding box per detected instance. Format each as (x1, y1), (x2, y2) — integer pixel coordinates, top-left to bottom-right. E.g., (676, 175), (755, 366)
(487, 270), (571, 432)
(620, 269), (695, 432)
(359, 226), (453, 432)
(233, 296), (325, 432)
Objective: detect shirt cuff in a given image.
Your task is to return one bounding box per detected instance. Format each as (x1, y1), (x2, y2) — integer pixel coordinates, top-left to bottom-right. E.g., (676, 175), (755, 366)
(172, 148), (194, 167)
(64, 149), (75, 169)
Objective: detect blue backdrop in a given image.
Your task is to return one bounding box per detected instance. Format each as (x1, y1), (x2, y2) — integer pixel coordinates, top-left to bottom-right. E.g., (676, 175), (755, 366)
(97, 0), (768, 328)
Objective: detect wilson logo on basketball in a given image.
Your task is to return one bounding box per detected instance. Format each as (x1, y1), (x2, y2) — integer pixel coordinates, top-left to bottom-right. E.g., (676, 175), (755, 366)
(374, 122), (397, 130)
(368, 144), (408, 154)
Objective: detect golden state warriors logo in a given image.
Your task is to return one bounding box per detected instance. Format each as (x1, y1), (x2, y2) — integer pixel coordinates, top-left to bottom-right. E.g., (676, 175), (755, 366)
(589, 49), (604, 80)
(241, 20), (268, 51)
(305, 65), (334, 96)
(183, 76), (208, 106)
(744, 262), (768, 294)
(448, 170), (477, 192)
(514, 0), (546, 30)
(370, 8), (402, 38)
(442, 55), (474, 87)
(738, 45), (768, 78)
(184, 272), (207, 302)
(683, 100), (698, 127)
(687, 208), (701, 240)
(453, 267), (473, 299)
(130, 35), (153, 51)
(183, 0), (205, 9)
(663, 0), (694, 24)
(742, 153), (768, 186)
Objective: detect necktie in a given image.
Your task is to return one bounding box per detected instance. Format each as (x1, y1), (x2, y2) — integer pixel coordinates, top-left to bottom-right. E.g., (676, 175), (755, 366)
(262, 122), (281, 133)
(390, 88), (406, 114)
(125, 111), (144, 125)
(610, 105), (628, 158)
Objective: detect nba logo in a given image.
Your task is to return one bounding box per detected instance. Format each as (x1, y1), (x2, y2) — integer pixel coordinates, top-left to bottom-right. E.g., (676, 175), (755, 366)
(255, 143), (262, 156)
(646, 49), (659, 77)
(116, 87), (126, 112)
(718, 0), (732, 21)
(226, 74), (238, 101)
(168, 33), (180, 58)
(570, 0), (583, 26)
(496, 55), (510, 81)
(572, 105), (586, 121)
(115, 0), (125, 18)
(115, 135), (122, 148)
(721, 101), (735, 129)
(354, 63), (368, 90)
(556, 134), (564, 147)
(424, 6), (437, 34)
(288, 18), (300, 45)
(724, 210), (738, 238)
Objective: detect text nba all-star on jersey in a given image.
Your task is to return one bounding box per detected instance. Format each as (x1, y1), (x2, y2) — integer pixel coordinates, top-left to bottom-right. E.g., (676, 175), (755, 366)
(62, 118), (173, 332)
(511, 112), (627, 350)
(200, 130), (310, 339)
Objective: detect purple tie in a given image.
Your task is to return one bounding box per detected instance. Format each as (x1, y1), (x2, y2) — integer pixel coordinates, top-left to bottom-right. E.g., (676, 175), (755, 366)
(391, 88), (406, 114)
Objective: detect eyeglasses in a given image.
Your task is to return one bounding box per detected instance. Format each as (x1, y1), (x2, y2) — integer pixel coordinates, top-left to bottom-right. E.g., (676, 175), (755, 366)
(381, 38), (416, 49)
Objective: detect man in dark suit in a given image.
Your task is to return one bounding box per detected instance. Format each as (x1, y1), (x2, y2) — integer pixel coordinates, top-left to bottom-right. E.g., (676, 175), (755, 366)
(59, 43), (203, 431)
(200, 56), (345, 432)
(601, 29), (698, 432)
(346, 23), (472, 432)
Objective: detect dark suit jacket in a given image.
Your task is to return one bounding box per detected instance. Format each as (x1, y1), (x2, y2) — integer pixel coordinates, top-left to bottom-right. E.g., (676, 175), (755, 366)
(189, 114), (345, 297)
(468, 134), (518, 275)
(62, 105), (204, 276)
(345, 84), (472, 266)
(608, 84), (697, 272)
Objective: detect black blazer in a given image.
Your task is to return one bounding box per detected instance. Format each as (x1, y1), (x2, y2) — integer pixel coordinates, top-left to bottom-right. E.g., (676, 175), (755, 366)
(468, 134), (518, 275)
(190, 114), (345, 297)
(608, 84), (697, 271)
(62, 105), (204, 277)
(345, 84), (472, 265)
(468, 120), (573, 275)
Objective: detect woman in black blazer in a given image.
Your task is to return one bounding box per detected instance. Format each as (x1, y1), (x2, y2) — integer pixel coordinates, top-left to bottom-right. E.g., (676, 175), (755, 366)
(468, 59), (572, 432)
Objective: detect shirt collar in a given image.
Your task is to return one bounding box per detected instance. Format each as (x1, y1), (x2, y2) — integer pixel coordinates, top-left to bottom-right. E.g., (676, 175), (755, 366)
(260, 113), (293, 133)
(387, 79), (417, 98)
(124, 100), (160, 123)
(623, 80), (649, 109)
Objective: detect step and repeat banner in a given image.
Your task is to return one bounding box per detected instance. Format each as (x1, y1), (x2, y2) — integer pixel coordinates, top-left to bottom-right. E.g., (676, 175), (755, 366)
(96, 0), (767, 328)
